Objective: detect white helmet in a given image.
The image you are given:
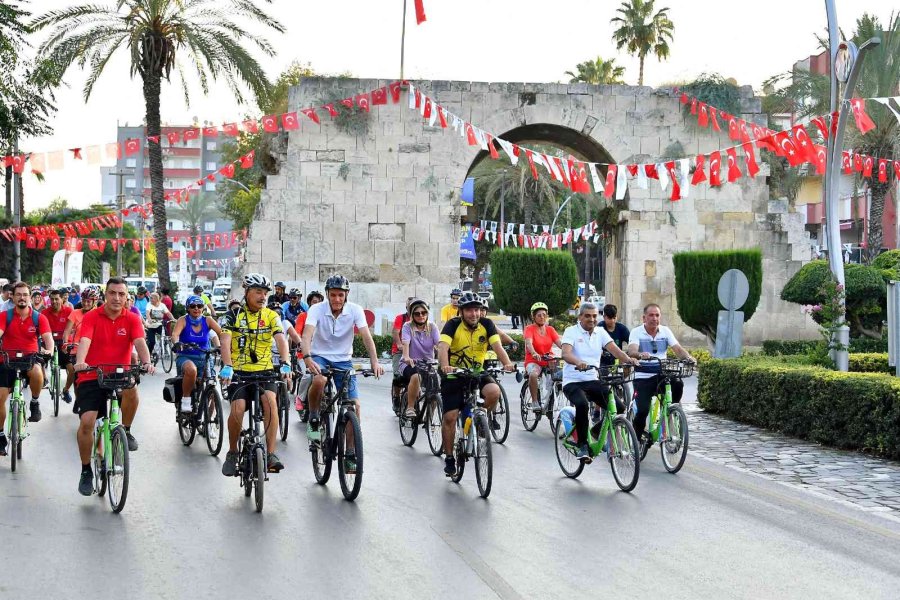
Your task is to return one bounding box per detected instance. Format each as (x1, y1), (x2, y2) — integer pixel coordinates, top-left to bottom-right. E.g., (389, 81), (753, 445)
(242, 273), (272, 291)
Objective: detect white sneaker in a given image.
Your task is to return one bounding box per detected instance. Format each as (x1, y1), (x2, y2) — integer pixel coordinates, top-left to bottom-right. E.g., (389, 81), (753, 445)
(180, 399), (193, 413)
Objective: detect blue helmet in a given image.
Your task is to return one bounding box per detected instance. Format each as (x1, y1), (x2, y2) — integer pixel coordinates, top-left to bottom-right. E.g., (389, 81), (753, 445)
(186, 295), (204, 307)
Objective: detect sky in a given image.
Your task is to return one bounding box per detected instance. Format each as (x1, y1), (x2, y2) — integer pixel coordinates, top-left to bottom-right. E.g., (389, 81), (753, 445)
(21, 0), (898, 210)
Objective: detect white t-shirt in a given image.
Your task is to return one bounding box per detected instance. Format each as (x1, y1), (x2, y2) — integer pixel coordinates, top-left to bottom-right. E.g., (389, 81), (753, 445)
(629, 324), (680, 379)
(271, 320), (291, 365)
(560, 324), (613, 386)
(305, 301), (368, 362)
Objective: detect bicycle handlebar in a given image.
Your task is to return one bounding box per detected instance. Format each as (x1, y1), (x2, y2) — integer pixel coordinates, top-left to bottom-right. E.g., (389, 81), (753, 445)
(0, 350), (48, 370)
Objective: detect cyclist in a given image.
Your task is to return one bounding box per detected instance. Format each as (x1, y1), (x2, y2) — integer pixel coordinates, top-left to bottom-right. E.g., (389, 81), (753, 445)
(301, 275), (384, 464)
(133, 286), (150, 319)
(171, 295), (226, 413)
(437, 291), (514, 477)
(72, 277), (154, 495)
(626, 303), (696, 450)
(281, 288), (308, 326)
(523, 302), (563, 410)
(220, 299), (241, 328)
(219, 274), (290, 475)
(61, 288), (99, 404)
(45, 288), (73, 400)
(144, 292), (173, 362)
(438, 288), (462, 329)
(399, 298), (439, 418)
(599, 304), (630, 367)
(267, 300), (303, 352)
(0, 282), (54, 441)
(31, 290), (46, 313)
(560, 302), (637, 463)
(390, 297), (415, 406)
(293, 290), (323, 412)
(268, 281), (289, 306)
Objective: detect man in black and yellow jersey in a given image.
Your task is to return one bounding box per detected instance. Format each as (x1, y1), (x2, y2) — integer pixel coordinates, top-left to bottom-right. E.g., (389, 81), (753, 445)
(219, 273), (292, 476)
(437, 292), (514, 477)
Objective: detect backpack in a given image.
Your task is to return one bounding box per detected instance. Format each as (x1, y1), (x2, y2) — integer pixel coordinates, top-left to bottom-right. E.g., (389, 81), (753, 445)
(4, 308), (42, 349)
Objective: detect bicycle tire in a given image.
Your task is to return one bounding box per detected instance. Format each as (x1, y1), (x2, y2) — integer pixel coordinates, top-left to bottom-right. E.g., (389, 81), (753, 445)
(242, 448), (252, 497)
(519, 380), (540, 432)
(337, 411), (363, 501)
(277, 382), (289, 442)
(51, 360), (60, 417)
(204, 386), (224, 457)
(93, 425), (107, 497)
(608, 416), (640, 493)
(474, 413), (493, 498)
(108, 425), (130, 512)
(548, 385), (567, 434)
(253, 445), (265, 513)
(450, 427), (465, 483)
(398, 391), (418, 447)
(424, 396), (443, 457)
(491, 385), (510, 444)
(311, 417), (332, 485)
(177, 402), (196, 446)
(161, 338), (174, 373)
(9, 400), (19, 472)
(660, 404), (689, 474)
(553, 417), (584, 479)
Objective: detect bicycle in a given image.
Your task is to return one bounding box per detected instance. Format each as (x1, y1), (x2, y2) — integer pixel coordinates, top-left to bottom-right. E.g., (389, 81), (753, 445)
(397, 359), (443, 455)
(90, 363), (145, 513)
(628, 357), (692, 473)
(163, 345), (225, 456)
(308, 366), (375, 501)
(444, 367), (493, 498)
(554, 364), (641, 492)
(291, 348), (310, 423)
(156, 320), (174, 373)
(275, 350), (298, 441)
(519, 353), (568, 434)
(48, 340), (62, 417)
(1, 351), (45, 472)
(226, 370), (281, 513)
(482, 357), (515, 445)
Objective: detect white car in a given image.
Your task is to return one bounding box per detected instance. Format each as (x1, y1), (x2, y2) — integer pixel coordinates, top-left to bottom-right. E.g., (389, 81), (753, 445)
(587, 295), (606, 307)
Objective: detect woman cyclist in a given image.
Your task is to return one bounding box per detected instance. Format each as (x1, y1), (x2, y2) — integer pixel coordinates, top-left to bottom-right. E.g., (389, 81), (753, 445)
(399, 299), (439, 418)
(523, 302), (562, 410)
(171, 295), (226, 413)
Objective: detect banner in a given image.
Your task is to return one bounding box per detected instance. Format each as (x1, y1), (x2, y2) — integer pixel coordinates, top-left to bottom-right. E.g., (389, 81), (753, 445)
(460, 225), (476, 260)
(66, 252), (84, 286)
(51, 250), (67, 286)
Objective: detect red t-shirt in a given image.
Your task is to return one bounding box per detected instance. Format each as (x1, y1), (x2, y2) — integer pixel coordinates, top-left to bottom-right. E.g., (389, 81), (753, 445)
(161, 295), (173, 312)
(295, 312), (309, 358)
(78, 308), (145, 382)
(0, 307), (51, 357)
(390, 313), (409, 354)
(45, 306), (73, 339)
(524, 324), (560, 367)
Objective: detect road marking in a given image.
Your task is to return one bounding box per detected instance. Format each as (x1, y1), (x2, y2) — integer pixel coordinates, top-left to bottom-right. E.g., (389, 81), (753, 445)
(432, 525), (524, 600)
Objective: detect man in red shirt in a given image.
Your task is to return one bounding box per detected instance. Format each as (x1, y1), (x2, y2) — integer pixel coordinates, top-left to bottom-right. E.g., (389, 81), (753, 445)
(45, 288), (74, 404)
(73, 277), (154, 496)
(0, 282), (54, 455)
(61, 287), (99, 406)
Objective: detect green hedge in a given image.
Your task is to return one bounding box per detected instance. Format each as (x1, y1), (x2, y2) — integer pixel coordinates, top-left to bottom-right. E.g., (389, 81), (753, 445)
(849, 353), (891, 373)
(698, 357), (900, 459)
(352, 334), (393, 358)
(492, 249), (578, 319)
(762, 335), (888, 356)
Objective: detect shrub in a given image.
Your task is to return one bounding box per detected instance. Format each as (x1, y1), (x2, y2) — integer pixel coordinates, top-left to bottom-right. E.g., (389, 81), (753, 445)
(492, 249), (578, 321)
(849, 353), (891, 373)
(352, 334), (392, 358)
(550, 313), (577, 330)
(698, 357), (900, 459)
(873, 249), (900, 271)
(762, 335), (888, 356)
(672, 248), (762, 342)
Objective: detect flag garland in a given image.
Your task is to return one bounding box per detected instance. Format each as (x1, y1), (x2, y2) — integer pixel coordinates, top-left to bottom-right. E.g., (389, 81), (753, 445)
(466, 219), (601, 249)
(9, 228), (249, 253)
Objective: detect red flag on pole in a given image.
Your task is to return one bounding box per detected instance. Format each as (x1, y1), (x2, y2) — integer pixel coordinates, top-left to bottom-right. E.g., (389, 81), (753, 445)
(414, 0), (426, 24)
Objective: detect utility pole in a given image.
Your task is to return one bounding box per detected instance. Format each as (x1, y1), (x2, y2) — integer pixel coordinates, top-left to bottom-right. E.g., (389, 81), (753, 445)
(583, 198), (590, 302)
(12, 137), (20, 281)
(111, 168), (134, 275)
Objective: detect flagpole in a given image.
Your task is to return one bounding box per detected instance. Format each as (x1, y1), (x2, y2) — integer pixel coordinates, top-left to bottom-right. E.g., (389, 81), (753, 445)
(400, 0), (408, 82)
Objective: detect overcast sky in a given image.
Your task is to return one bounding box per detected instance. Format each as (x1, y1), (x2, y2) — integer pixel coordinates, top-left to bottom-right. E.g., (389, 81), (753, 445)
(21, 0), (897, 210)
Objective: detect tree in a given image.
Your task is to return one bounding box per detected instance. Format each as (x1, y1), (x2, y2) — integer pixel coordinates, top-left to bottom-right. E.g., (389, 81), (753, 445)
(610, 0), (674, 86)
(565, 56), (625, 85)
(168, 192), (221, 285)
(32, 0), (286, 291)
(473, 161), (566, 231)
(491, 249), (578, 320)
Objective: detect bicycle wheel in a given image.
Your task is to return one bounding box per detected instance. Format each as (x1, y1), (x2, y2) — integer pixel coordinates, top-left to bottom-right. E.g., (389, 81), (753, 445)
(660, 404), (689, 474)
(608, 416), (640, 493)
(108, 425), (130, 513)
(178, 403), (196, 446)
(277, 382), (289, 442)
(491, 385), (510, 444)
(399, 391), (418, 447)
(450, 426), (465, 483)
(51, 361), (60, 417)
(548, 385), (567, 434)
(519, 381), (540, 432)
(337, 411), (363, 501)
(253, 445), (265, 513)
(424, 396), (443, 457)
(311, 417), (332, 485)
(9, 400), (19, 472)
(553, 417), (584, 479)
(474, 413), (493, 498)
(161, 338), (174, 373)
(93, 425), (107, 497)
(204, 386), (224, 457)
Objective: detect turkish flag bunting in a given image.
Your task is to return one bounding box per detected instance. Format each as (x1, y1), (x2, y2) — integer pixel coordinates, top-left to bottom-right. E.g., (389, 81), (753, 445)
(240, 151), (255, 169)
(88, 239), (98, 251)
(465, 124), (478, 146)
(437, 106), (448, 128)
(690, 98), (697, 115)
(147, 136), (160, 145)
(124, 138), (141, 156)
(553, 157), (571, 188)
(50, 238), (60, 251)
(524, 149), (539, 180)
(739, 121), (751, 144)
(664, 161), (680, 200)
(371, 87), (388, 105)
(223, 123), (240, 136)
(97, 239), (107, 252)
(709, 151), (722, 186)
(340, 98), (354, 109)
(709, 106), (721, 132)
(755, 127), (777, 152)
(76, 239), (83, 251)
(791, 125), (817, 163)
(894, 161), (900, 181)
(206, 173), (216, 182)
(727, 117), (739, 141)
(863, 155), (873, 178)
(850, 99), (877, 134)
(132, 240), (139, 251)
(356, 93), (371, 112)
(220, 163), (236, 178)
(242, 119), (259, 134)
(111, 240), (118, 252)
(422, 96), (432, 119)
(743, 142), (761, 177)
(698, 103), (709, 127)
(485, 134), (499, 160)
(573, 161), (591, 194)
(853, 152), (863, 172)
(811, 116), (830, 140)
(414, 0), (426, 23)
(30, 153), (45, 174)
(12, 155), (25, 174)
(322, 103), (338, 118)
(281, 112), (300, 130)
(774, 131), (804, 166)
(389, 81), (402, 103)
(813, 144), (827, 175)
(70, 148), (83, 160)
(878, 159), (888, 183)
(166, 131), (181, 145)
(726, 148), (742, 182)
(144, 239), (151, 250)
(644, 164), (659, 180)
(37, 237), (47, 250)
(413, 88), (421, 109)
(298, 108), (319, 125)
(603, 165), (617, 198)
(202, 127), (218, 137)
(215, 233), (222, 247)
(183, 128), (199, 142)
(261, 115), (279, 133)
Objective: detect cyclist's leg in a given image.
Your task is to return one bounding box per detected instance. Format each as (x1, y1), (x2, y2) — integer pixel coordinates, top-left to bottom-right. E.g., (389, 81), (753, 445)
(440, 378), (464, 455)
(146, 327), (157, 356)
(479, 377), (501, 412)
(306, 356), (331, 418)
(562, 382), (590, 444)
(226, 395), (247, 452)
(670, 378), (684, 403)
(28, 362), (43, 397)
(260, 386), (278, 452)
(121, 387), (139, 426)
(63, 356), (75, 393)
(74, 381), (106, 463)
(526, 363), (542, 404)
(405, 367), (420, 413)
(334, 361), (360, 447)
(632, 376), (658, 440)
(176, 357), (198, 412)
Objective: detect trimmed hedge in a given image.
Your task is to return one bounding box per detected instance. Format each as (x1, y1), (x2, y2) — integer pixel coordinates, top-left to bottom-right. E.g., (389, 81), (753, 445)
(849, 353), (891, 373)
(873, 249), (900, 271)
(762, 335), (888, 356)
(352, 334), (393, 358)
(698, 357), (900, 459)
(492, 249), (578, 319)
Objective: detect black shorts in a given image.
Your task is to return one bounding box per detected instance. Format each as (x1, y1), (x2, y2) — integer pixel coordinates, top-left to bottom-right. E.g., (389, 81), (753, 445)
(0, 364), (33, 390)
(227, 372), (277, 403)
(440, 373), (496, 414)
(74, 380), (110, 418)
(57, 350), (71, 369)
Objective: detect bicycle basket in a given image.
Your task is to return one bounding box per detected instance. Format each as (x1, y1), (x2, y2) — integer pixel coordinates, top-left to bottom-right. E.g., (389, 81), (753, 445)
(3, 352), (37, 372)
(96, 366), (139, 390)
(661, 359), (694, 378)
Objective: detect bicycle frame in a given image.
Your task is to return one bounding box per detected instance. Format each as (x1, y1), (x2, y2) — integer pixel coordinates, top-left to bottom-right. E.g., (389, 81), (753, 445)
(560, 367), (630, 459)
(5, 353), (38, 443)
(319, 368), (357, 456)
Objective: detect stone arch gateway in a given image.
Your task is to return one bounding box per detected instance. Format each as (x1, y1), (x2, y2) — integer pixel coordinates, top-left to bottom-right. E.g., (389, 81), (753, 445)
(242, 78), (816, 343)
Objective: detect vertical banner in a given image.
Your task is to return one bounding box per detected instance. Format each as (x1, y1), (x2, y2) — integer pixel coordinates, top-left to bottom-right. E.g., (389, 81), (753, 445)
(461, 177), (475, 207)
(459, 226), (476, 260)
(66, 252), (84, 286)
(51, 250), (67, 286)
(101, 262), (111, 284)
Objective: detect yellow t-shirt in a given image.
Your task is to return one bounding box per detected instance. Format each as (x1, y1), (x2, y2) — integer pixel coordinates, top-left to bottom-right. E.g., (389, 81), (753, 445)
(440, 317), (500, 369)
(440, 303), (458, 323)
(223, 306), (283, 372)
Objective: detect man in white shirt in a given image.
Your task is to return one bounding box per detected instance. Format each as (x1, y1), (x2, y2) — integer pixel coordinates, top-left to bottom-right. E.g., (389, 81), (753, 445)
(561, 302), (637, 462)
(301, 275), (384, 459)
(627, 303), (696, 449)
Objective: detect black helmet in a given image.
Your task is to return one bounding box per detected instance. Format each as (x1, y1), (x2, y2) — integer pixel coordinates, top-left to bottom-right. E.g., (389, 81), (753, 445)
(307, 290), (324, 305)
(457, 292), (482, 309)
(325, 274), (350, 291)
(450, 288), (462, 297)
(288, 287), (301, 298)
(408, 298), (430, 316)
(274, 281), (286, 289)
(137, 286), (147, 294)
(193, 285), (203, 293)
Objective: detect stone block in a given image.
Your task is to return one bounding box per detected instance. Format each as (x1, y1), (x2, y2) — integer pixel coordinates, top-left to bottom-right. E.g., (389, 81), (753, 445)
(322, 190), (347, 204)
(329, 175), (353, 191)
(356, 204), (378, 224)
(429, 223), (456, 243)
(377, 205), (395, 223)
(414, 242), (438, 266)
(364, 190), (387, 205)
(393, 177), (418, 191)
(394, 242), (416, 266)
(261, 239), (283, 262)
(346, 222), (369, 242)
(245, 239), (262, 262)
(271, 263), (296, 282)
(252, 220), (280, 240)
(283, 235), (315, 259)
(371, 177), (392, 192)
(309, 204), (333, 223)
(374, 241), (395, 264)
(316, 150), (345, 162)
(320, 162), (343, 178)
(404, 222), (430, 243)
(437, 243), (458, 267)
(354, 241), (374, 265)
(369, 223), (404, 241)
(299, 162), (321, 177)
(333, 240), (354, 263)
(315, 239), (335, 264)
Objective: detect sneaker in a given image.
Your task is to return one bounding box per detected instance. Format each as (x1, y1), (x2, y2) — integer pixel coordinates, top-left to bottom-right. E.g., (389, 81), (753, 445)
(529, 399), (542, 411)
(62, 390), (72, 404)
(404, 407), (417, 419)
(343, 453), (357, 474)
(221, 450), (239, 476)
(490, 416), (501, 431)
(28, 401), (42, 422)
(444, 457), (456, 477)
(78, 470), (93, 496)
(179, 398), (193, 413)
(126, 431), (138, 451)
(308, 410), (320, 428)
(267, 452), (284, 473)
(0, 435), (6, 456)
(306, 423), (321, 442)
(294, 395), (304, 412)
(576, 444), (593, 464)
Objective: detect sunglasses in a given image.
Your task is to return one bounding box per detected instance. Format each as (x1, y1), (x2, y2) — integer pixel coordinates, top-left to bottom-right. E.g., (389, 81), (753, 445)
(188, 304), (204, 309)
(650, 340), (658, 353)
(412, 310), (428, 316)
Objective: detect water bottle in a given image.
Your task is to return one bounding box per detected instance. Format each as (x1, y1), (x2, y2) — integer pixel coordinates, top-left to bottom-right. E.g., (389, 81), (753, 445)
(462, 405), (473, 437)
(558, 406), (576, 441)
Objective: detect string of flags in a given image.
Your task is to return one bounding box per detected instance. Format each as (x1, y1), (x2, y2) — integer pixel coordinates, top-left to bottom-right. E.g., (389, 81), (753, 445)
(8, 224), (248, 254)
(468, 219), (600, 249)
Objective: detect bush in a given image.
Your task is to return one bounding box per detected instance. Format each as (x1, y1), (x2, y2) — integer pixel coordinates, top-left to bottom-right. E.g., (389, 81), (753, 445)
(849, 353), (891, 373)
(672, 248), (762, 342)
(491, 249), (578, 321)
(698, 357), (900, 459)
(763, 334), (888, 356)
(550, 313), (577, 330)
(352, 334), (392, 358)
(873, 249), (900, 271)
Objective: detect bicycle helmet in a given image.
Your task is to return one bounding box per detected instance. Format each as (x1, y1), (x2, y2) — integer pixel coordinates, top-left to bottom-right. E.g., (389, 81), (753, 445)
(242, 273), (272, 291)
(193, 285), (204, 294)
(186, 295), (204, 307)
(137, 286), (147, 294)
(81, 287), (99, 301)
(530, 302), (549, 315)
(408, 298), (430, 315)
(450, 288), (462, 297)
(457, 292), (482, 309)
(324, 274), (350, 291)
(274, 281), (286, 289)
(288, 287), (302, 298)
(306, 290), (324, 304)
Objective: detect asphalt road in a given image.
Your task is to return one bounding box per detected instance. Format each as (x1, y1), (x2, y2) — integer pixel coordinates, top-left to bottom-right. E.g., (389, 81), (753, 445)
(2, 371), (900, 599)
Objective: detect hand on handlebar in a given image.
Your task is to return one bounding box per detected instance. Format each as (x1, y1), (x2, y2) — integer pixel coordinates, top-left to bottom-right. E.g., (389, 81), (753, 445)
(142, 362), (156, 376)
(503, 362), (516, 373)
(575, 362), (590, 372)
(640, 352), (651, 360)
(370, 359), (384, 379)
(441, 364), (455, 375)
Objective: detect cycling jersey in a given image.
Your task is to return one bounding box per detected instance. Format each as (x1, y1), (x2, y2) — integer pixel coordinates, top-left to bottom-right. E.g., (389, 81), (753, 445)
(45, 306), (73, 340)
(222, 306), (283, 372)
(439, 317), (500, 369)
(439, 303), (458, 323)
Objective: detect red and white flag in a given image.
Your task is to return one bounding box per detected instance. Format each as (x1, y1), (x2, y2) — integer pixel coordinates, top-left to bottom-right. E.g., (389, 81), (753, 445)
(222, 123), (240, 136)
(281, 112), (300, 130)
(791, 124), (817, 163)
(242, 120), (259, 134)
(708, 151), (722, 186)
(261, 115), (279, 133)
(726, 148), (742, 182)
(743, 142), (760, 178)
(850, 98), (877, 134)
(300, 108), (320, 124)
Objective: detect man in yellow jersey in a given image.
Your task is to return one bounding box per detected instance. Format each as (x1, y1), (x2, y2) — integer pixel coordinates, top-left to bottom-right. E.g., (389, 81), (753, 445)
(438, 288), (462, 329)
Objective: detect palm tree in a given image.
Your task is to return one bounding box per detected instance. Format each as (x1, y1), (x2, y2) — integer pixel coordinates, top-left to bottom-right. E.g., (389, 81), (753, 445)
(610, 0), (675, 86)
(472, 161), (565, 231)
(32, 0), (285, 289)
(168, 192), (222, 284)
(565, 56), (626, 85)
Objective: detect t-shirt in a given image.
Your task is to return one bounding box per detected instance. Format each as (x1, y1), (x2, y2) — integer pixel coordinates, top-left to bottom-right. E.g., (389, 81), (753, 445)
(440, 303), (458, 323)
(0, 307), (51, 357)
(401, 321), (440, 361)
(45, 306), (73, 340)
(67, 308), (91, 344)
(68, 292), (81, 306)
(271, 320), (291, 366)
(600, 322), (630, 366)
(295, 312), (309, 358)
(524, 324), (560, 367)
(77, 308), (145, 382)
(305, 301), (368, 363)
(629, 324), (680, 379)
(440, 317), (500, 369)
(390, 313), (409, 354)
(222, 306), (284, 373)
(145, 303), (168, 329)
(560, 324), (613, 386)
(161, 295), (173, 312)
(281, 301), (306, 326)
(134, 296), (149, 318)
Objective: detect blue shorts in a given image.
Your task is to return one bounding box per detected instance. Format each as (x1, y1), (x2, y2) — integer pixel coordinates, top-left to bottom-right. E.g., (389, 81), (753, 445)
(176, 354), (207, 377)
(311, 356), (359, 400)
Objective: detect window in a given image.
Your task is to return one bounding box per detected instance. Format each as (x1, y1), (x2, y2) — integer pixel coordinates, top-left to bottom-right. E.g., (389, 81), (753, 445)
(167, 221), (174, 229)
(204, 182), (216, 191)
(182, 159), (195, 169)
(126, 158), (137, 168)
(206, 141), (217, 151)
(125, 178), (136, 188)
(204, 222), (216, 232)
(206, 162), (217, 171)
(205, 242), (216, 251)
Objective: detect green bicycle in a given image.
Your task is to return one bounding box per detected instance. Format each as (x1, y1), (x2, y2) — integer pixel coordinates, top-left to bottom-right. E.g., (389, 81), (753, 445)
(628, 357), (692, 473)
(2, 351), (44, 472)
(554, 365), (641, 492)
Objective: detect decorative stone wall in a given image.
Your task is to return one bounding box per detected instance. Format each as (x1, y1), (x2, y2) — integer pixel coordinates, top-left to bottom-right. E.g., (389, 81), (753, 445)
(241, 78), (817, 343)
